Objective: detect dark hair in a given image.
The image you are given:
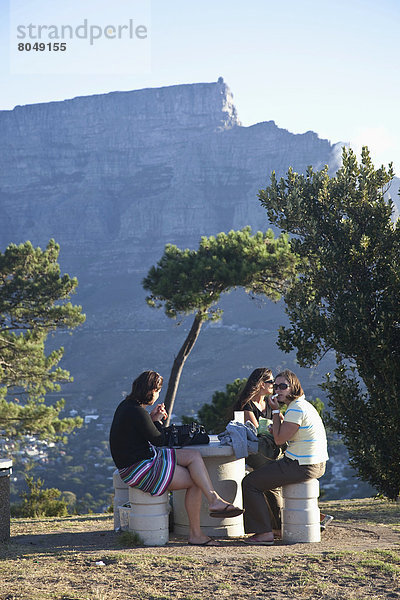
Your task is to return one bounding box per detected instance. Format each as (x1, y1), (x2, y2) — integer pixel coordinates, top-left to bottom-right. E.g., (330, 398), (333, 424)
(126, 370), (163, 405)
(234, 367), (273, 411)
(275, 369), (304, 403)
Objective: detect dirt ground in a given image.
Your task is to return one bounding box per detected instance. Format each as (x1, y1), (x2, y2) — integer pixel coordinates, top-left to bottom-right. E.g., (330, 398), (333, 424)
(1, 498), (399, 600)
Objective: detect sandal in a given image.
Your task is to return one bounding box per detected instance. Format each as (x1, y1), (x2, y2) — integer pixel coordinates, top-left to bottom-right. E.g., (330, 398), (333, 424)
(188, 538), (222, 546)
(209, 504), (244, 518)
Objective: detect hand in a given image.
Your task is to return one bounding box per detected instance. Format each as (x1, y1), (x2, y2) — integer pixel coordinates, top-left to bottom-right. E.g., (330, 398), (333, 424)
(268, 393), (280, 411)
(150, 403), (168, 422)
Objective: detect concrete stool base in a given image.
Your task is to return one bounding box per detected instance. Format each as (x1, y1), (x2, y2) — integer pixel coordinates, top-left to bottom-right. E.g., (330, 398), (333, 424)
(173, 452), (245, 538)
(128, 488), (169, 546)
(112, 470), (129, 531)
(282, 480), (320, 544)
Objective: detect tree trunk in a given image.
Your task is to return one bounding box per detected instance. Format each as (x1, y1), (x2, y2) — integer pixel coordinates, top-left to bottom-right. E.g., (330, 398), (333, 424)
(163, 312), (204, 425)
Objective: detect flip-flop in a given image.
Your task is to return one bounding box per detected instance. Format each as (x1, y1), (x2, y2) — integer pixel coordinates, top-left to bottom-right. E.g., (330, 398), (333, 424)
(188, 538), (222, 546)
(243, 537), (274, 546)
(209, 504), (244, 518)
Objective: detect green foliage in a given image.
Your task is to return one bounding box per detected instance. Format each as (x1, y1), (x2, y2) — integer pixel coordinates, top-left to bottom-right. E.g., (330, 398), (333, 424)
(60, 490), (77, 512)
(309, 397), (324, 417)
(259, 146), (400, 499)
(75, 492), (95, 514)
(143, 227), (297, 320)
(0, 239), (85, 440)
(183, 378), (247, 434)
(0, 396), (83, 440)
(11, 475), (69, 518)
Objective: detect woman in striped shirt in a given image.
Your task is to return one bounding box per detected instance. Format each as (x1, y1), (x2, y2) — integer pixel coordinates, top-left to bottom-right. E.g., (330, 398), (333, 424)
(242, 369), (329, 545)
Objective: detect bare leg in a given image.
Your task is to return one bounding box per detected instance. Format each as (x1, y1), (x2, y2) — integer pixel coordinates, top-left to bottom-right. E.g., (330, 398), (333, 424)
(174, 448), (238, 511)
(168, 463), (210, 544)
(168, 449), (241, 544)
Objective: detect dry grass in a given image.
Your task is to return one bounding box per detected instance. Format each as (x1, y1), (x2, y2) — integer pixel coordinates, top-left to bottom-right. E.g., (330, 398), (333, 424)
(0, 498), (399, 600)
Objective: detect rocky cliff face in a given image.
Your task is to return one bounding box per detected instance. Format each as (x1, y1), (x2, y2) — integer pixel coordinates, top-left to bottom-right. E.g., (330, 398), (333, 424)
(0, 79), (344, 414)
(0, 79), (340, 250)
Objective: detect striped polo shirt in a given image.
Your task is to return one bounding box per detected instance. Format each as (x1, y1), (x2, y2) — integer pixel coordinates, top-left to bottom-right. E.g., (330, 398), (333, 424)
(283, 395), (329, 465)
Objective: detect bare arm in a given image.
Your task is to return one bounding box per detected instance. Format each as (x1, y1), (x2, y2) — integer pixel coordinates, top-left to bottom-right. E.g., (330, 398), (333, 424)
(268, 394), (299, 445)
(272, 416), (299, 445)
(244, 410), (258, 428)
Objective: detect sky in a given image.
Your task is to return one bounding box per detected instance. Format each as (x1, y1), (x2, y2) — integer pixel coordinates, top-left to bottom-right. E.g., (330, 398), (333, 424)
(1, 0), (399, 173)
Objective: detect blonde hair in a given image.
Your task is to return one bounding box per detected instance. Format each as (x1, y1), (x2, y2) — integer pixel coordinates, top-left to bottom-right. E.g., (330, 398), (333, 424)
(275, 369), (304, 403)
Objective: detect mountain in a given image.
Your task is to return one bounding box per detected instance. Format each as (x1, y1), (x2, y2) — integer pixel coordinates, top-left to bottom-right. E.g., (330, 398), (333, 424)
(0, 79), (353, 418)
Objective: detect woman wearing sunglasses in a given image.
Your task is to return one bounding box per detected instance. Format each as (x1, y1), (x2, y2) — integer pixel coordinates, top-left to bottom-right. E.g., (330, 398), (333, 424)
(232, 367), (275, 428)
(242, 369), (329, 545)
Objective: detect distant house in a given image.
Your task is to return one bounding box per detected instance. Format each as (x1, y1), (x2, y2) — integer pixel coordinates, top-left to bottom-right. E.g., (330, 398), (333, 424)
(84, 415), (99, 425)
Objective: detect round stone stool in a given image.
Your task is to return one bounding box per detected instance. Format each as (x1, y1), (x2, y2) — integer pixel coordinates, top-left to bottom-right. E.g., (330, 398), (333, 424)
(112, 469), (129, 530)
(281, 479), (321, 544)
(128, 487), (169, 546)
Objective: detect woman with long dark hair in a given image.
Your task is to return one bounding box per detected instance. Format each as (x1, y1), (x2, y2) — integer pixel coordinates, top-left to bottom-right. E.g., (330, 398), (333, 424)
(110, 370), (243, 546)
(233, 367), (275, 427)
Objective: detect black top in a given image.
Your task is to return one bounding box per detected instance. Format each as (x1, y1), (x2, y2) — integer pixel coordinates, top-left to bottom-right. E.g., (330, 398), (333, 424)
(241, 400), (272, 422)
(109, 398), (167, 468)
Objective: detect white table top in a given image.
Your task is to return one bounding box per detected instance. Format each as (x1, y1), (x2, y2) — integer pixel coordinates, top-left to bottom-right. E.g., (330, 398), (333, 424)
(185, 435), (237, 457)
(0, 458), (12, 470)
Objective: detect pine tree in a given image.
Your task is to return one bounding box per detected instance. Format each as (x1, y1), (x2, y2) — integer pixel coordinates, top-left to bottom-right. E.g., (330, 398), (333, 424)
(0, 240), (85, 441)
(143, 227), (297, 422)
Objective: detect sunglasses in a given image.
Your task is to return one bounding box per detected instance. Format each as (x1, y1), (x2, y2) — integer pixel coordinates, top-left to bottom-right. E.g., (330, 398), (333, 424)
(263, 379), (274, 384)
(273, 383), (289, 390)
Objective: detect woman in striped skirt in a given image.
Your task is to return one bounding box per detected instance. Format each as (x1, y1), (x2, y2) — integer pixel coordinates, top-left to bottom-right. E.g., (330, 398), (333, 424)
(110, 370), (243, 546)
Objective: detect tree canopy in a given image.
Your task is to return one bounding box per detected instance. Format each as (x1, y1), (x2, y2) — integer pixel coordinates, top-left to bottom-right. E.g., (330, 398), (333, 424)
(0, 240), (85, 440)
(143, 227), (297, 421)
(193, 378), (246, 434)
(259, 147), (400, 499)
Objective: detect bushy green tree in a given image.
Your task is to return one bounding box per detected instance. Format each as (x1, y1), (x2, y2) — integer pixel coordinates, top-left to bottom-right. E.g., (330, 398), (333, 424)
(183, 378), (246, 433)
(11, 475), (68, 518)
(143, 227), (297, 422)
(0, 240), (85, 440)
(259, 147), (400, 499)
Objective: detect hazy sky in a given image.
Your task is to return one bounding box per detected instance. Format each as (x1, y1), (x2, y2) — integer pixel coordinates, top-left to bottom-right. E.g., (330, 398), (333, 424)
(1, 0), (399, 172)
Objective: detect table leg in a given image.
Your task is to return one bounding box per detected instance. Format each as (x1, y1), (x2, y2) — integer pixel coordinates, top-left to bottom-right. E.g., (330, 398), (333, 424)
(173, 454), (245, 537)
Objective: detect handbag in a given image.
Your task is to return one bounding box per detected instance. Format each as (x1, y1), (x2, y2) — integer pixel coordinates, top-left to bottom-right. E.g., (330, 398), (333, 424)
(164, 422), (210, 447)
(245, 433), (287, 470)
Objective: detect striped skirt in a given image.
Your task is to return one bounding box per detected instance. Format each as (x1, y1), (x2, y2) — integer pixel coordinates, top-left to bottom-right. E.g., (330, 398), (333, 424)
(118, 446), (176, 496)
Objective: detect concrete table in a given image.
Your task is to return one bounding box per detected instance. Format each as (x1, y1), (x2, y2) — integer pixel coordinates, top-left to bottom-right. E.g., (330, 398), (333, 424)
(0, 459), (13, 543)
(172, 435), (245, 538)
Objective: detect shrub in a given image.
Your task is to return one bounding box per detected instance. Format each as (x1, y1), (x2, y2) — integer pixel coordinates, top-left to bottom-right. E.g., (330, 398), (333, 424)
(11, 475), (68, 518)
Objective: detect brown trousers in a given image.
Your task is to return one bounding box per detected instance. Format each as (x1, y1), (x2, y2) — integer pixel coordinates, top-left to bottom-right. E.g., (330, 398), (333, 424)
(242, 456), (326, 534)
